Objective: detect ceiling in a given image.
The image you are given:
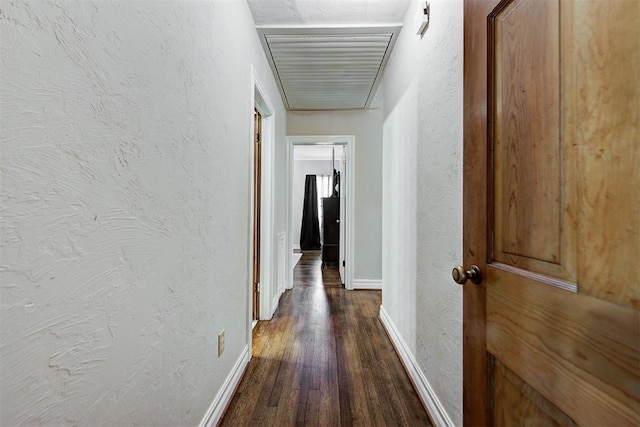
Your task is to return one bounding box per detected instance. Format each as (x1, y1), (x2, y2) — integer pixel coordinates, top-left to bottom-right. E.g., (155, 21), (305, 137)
(247, 0), (411, 111)
(246, 0), (410, 26)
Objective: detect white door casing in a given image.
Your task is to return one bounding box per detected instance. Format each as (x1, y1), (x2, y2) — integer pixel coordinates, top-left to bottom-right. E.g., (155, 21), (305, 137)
(286, 135), (355, 290)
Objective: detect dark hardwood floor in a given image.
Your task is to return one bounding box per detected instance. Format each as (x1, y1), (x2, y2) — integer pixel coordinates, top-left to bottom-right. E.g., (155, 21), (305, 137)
(293, 250), (342, 288)
(220, 251), (432, 426)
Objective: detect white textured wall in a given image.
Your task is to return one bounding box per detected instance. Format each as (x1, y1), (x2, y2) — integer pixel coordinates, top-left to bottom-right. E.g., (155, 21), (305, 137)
(287, 110), (383, 281)
(381, 0), (464, 424)
(0, 1), (285, 426)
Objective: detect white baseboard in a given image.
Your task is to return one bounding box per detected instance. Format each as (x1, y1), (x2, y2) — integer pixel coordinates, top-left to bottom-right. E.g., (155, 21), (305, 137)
(199, 345), (250, 427)
(353, 279), (382, 290)
(379, 306), (454, 427)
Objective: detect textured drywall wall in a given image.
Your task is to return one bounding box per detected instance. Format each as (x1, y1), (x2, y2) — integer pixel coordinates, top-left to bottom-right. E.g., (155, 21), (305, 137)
(380, 0), (464, 424)
(288, 110), (383, 281)
(0, 1), (285, 425)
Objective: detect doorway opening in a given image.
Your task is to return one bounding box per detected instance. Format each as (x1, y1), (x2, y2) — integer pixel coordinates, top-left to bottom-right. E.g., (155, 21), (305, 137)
(294, 145), (343, 273)
(249, 66), (277, 339)
(286, 136), (355, 290)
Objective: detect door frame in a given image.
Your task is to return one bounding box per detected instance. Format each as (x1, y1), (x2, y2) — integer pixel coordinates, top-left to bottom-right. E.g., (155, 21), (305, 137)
(248, 66), (276, 337)
(337, 146), (346, 284)
(286, 135), (355, 290)
(252, 109), (262, 322)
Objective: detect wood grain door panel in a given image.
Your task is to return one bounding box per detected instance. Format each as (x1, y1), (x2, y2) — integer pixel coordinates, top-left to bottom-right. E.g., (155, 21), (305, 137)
(487, 268), (639, 425)
(573, 1), (640, 309)
(491, 359), (578, 426)
(491, 0), (563, 268)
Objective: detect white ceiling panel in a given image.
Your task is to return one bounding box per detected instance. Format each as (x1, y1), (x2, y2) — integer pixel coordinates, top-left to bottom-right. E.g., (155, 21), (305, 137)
(257, 26), (402, 110)
(246, 0), (411, 26)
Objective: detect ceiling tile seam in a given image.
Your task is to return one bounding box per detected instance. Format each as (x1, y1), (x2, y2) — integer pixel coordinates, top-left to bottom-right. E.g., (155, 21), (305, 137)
(263, 34), (292, 110)
(364, 34), (392, 108)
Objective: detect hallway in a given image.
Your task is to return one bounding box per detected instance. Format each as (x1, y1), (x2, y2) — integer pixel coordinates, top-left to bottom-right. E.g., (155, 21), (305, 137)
(220, 252), (431, 426)
(2, 0), (638, 425)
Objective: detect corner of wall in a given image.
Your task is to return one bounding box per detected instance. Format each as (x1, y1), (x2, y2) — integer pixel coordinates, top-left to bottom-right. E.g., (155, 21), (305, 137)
(379, 0), (464, 425)
(199, 346), (250, 427)
(378, 306), (455, 427)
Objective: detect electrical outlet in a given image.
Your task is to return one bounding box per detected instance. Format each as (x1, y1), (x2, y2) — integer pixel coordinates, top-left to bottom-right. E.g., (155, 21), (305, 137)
(218, 330), (225, 357)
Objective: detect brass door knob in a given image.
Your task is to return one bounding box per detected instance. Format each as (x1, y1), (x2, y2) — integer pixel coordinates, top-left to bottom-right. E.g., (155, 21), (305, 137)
(452, 265), (482, 285)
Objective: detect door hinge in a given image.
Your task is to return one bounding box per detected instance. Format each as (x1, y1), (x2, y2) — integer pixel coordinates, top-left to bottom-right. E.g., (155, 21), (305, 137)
(255, 282), (260, 293)
(342, 260), (345, 267)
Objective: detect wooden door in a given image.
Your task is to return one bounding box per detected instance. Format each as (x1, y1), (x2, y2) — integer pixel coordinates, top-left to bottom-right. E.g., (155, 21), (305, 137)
(321, 197), (340, 268)
(463, 0), (639, 425)
(253, 110), (262, 321)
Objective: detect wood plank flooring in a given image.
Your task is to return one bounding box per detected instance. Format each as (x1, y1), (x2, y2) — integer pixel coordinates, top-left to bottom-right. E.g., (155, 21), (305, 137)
(220, 252), (432, 426)
(293, 250), (342, 288)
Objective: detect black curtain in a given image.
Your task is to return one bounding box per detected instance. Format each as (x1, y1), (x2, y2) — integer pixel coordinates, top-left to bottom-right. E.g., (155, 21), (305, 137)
(300, 174), (321, 250)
